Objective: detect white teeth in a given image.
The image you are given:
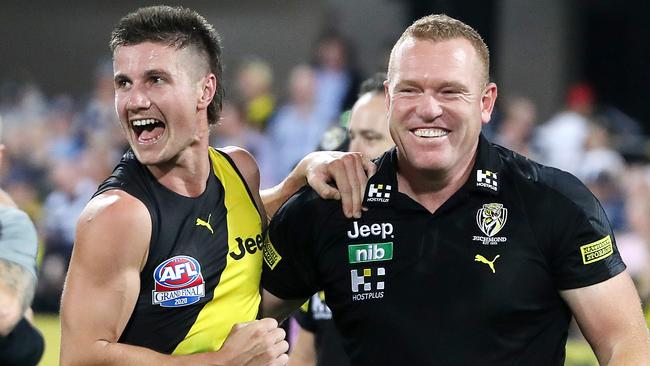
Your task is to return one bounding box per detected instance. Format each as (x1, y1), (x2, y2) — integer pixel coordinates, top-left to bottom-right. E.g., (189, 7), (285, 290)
(413, 128), (448, 138)
(131, 118), (159, 126)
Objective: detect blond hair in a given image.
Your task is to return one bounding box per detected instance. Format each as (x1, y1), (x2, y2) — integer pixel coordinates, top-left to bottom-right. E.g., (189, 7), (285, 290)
(388, 14), (490, 85)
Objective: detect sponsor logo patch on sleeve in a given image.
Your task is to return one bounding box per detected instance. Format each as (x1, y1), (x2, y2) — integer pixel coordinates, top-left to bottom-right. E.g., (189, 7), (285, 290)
(262, 236), (282, 269)
(580, 235), (614, 265)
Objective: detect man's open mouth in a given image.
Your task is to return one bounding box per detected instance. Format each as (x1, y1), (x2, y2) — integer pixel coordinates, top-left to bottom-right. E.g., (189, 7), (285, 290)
(131, 118), (165, 144)
(412, 128), (449, 138)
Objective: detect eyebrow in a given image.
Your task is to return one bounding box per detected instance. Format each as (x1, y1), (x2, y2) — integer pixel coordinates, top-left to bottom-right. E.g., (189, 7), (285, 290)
(113, 69), (172, 83)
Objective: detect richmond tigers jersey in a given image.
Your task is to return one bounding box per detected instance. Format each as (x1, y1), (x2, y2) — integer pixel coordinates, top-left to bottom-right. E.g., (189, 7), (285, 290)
(94, 147), (263, 355)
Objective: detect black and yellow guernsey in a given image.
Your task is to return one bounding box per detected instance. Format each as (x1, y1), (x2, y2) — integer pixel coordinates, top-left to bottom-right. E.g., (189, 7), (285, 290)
(94, 147), (263, 355)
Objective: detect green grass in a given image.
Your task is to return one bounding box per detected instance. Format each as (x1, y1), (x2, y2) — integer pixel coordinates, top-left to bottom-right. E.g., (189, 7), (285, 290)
(33, 313), (60, 366)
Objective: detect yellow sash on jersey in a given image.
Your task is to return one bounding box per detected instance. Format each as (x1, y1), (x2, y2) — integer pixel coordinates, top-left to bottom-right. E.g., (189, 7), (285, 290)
(173, 147), (262, 354)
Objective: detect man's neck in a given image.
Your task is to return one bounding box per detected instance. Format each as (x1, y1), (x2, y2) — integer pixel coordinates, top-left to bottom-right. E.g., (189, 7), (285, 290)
(147, 141), (211, 198)
(396, 154), (476, 214)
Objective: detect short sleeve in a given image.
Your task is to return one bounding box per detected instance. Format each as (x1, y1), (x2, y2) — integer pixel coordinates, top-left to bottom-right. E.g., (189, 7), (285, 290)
(544, 172), (626, 290)
(262, 189), (320, 299)
(0, 206), (38, 278)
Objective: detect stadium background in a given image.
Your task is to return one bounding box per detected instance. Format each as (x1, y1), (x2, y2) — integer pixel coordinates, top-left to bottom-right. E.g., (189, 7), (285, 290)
(0, 0), (648, 365)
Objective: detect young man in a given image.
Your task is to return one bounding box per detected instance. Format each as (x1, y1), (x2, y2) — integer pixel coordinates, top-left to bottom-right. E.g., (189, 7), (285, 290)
(60, 6), (371, 365)
(290, 72), (392, 366)
(263, 14), (650, 365)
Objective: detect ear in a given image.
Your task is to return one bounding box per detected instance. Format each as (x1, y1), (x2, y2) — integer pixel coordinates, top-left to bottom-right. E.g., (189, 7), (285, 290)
(383, 80), (391, 114)
(197, 74), (217, 111)
(480, 82), (498, 124)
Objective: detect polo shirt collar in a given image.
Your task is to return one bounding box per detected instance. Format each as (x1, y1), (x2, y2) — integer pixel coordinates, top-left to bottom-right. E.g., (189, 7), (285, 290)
(363, 134), (502, 208)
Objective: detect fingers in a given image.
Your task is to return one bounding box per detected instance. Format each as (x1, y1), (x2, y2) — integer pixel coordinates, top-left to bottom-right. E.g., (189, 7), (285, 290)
(361, 155), (377, 178)
(223, 318), (288, 366)
(343, 155), (363, 218)
(305, 151), (373, 219)
(308, 174), (341, 201)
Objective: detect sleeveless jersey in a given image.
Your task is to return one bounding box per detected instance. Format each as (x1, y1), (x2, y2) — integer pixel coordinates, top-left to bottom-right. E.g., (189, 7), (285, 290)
(94, 147), (263, 355)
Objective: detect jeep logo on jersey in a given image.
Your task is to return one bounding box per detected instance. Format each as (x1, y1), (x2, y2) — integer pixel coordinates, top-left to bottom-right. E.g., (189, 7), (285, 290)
(229, 234), (263, 260)
(476, 203), (508, 237)
(152, 256), (205, 308)
(476, 170), (498, 191)
(366, 184), (391, 203)
(348, 243), (393, 263)
(347, 221), (394, 239)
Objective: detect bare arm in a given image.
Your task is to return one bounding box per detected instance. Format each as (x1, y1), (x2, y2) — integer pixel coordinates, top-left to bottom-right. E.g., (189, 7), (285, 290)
(287, 326), (316, 366)
(561, 271), (650, 365)
(262, 289), (306, 322)
(260, 151), (376, 220)
(61, 191), (288, 366)
(0, 192), (37, 336)
(0, 259), (34, 336)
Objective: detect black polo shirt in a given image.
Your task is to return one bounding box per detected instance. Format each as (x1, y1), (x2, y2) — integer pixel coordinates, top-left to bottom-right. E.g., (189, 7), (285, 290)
(263, 135), (625, 366)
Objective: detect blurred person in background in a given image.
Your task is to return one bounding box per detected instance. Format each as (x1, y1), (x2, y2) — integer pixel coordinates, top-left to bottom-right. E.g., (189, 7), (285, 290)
(33, 157), (96, 313)
(267, 64), (333, 185)
(617, 167), (650, 305)
(312, 31), (361, 123)
(290, 72), (392, 366)
(347, 73), (394, 159)
(211, 100), (274, 189)
(579, 120), (627, 232)
(236, 57), (276, 131)
(494, 95), (538, 159)
(0, 117), (44, 366)
(534, 83), (594, 175)
(73, 59), (126, 154)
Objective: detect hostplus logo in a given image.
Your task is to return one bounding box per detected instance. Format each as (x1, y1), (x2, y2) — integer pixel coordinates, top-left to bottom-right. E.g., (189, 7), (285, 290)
(476, 170), (498, 191)
(350, 267), (385, 301)
(367, 184), (391, 203)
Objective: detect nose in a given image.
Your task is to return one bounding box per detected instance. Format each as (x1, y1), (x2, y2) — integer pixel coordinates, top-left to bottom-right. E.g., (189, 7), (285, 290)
(416, 92), (443, 121)
(125, 84), (151, 111)
(349, 139), (363, 155)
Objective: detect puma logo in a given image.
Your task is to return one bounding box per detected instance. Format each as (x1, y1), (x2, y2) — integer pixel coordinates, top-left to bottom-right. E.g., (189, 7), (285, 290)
(196, 214), (214, 234)
(474, 254), (500, 273)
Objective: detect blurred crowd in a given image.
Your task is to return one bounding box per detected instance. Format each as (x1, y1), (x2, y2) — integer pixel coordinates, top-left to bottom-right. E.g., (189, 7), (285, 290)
(2, 29), (650, 340)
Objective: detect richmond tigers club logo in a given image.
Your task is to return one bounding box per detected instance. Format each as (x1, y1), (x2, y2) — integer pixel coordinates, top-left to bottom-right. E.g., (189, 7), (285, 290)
(476, 203), (508, 237)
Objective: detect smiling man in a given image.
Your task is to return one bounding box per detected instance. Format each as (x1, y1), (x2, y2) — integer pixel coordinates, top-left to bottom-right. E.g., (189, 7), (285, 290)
(60, 6), (372, 366)
(262, 14), (650, 365)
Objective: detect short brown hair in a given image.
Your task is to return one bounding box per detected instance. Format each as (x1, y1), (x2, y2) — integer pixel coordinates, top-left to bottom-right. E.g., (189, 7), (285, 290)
(388, 14), (490, 85)
(110, 6), (224, 125)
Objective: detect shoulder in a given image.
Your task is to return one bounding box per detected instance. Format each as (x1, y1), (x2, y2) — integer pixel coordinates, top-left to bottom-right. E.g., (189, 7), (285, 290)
(76, 190), (151, 268)
(218, 146), (260, 190)
(497, 146), (604, 221)
(0, 206), (38, 274)
(274, 186), (338, 224)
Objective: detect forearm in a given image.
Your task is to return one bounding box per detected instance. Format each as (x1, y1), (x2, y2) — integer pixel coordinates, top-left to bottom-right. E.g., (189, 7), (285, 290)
(260, 167), (306, 220)
(0, 262), (33, 336)
(603, 334), (650, 365)
(61, 340), (228, 366)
